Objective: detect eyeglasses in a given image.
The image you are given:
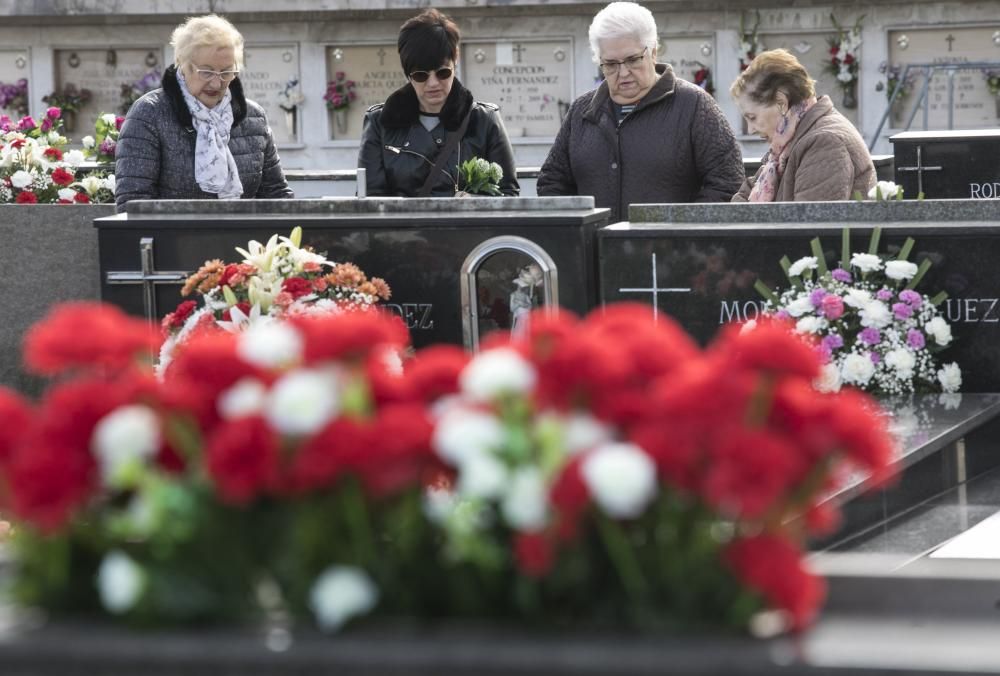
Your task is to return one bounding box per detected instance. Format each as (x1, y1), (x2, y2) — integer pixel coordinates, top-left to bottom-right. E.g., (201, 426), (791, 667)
(409, 67), (454, 83)
(194, 68), (240, 83)
(599, 47), (648, 76)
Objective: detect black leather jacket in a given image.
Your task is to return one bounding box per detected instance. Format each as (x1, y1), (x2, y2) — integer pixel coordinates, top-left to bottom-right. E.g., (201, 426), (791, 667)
(358, 79), (519, 197)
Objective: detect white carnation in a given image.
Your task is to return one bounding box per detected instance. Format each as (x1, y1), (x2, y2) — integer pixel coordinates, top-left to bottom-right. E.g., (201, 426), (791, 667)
(795, 316), (826, 334)
(102, 113), (118, 125)
(581, 443), (657, 519)
(82, 135), (96, 149)
(97, 551), (145, 614)
(456, 453), (508, 500)
(884, 347), (916, 378)
(91, 404), (160, 487)
(309, 566), (378, 632)
(238, 321), (303, 368)
(937, 362), (962, 393)
(814, 362), (842, 393)
(459, 347), (536, 401)
(501, 467), (548, 531)
(785, 295), (816, 318)
(63, 149), (86, 166)
(432, 407), (505, 467)
(884, 260), (919, 280)
(850, 253), (883, 273)
(926, 316), (953, 346)
(10, 170), (32, 189)
(843, 288), (872, 308)
(869, 180), (901, 200)
(58, 187), (77, 201)
(787, 256), (818, 277)
(562, 412), (612, 454)
(841, 353), (875, 386)
(103, 174), (116, 192)
(265, 368), (340, 436)
(859, 300), (892, 328)
(218, 377), (268, 419)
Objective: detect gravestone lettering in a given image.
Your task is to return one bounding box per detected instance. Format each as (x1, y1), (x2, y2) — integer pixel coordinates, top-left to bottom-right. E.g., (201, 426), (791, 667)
(462, 40), (572, 138)
(325, 44), (406, 141)
(891, 129), (1000, 199)
(54, 48), (162, 134)
(887, 27), (1000, 130)
(242, 44), (300, 145)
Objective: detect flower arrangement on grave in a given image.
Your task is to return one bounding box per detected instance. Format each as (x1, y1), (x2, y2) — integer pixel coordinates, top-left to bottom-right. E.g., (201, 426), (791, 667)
(866, 180), (904, 201)
(323, 71), (357, 111)
(825, 14), (864, 103)
(0, 78), (29, 118)
(755, 228), (961, 395)
(0, 300), (894, 634)
(118, 70), (162, 116)
(692, 64), (715, 96)
(985, 70), (1000, 98)
(277, 77), (306, 113)
(457, 157), (504, 196)
(42, 83), (92, 115)
(879, 61), (915, 105)
(0, 110), (114, 204)
(738, 10), (762, 71)
(158, 227), (391, 374)
(82, 112), (124, 164)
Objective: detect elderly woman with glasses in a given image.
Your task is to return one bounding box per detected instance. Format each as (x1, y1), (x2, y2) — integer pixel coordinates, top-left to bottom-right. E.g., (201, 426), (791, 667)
(115, 14), (293, 210)
(358, 8), (519, 197)
(537, 1), (743, 221)
(731, 49), (875, 202)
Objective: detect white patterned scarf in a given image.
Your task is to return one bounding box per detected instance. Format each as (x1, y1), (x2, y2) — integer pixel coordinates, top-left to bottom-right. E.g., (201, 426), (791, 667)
(177, 69), (244, 199)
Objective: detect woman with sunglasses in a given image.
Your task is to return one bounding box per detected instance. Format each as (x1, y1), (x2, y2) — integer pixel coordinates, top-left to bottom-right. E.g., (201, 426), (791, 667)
(537, 2), (743, 222)
(358, 8), (519, 197)
(115, 14), (293, 209)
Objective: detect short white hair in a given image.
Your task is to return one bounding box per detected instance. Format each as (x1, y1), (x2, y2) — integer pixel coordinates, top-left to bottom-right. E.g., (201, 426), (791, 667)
(170, 14), (245, 69)
(588, 2), (658, 64)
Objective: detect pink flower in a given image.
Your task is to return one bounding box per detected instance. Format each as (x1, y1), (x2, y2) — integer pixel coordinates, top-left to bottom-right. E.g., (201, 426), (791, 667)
(46, 106), (61, 120)
(820, 295), (844, 320)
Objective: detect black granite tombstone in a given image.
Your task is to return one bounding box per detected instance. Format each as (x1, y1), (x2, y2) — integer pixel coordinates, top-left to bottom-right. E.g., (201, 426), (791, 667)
(891, 130), (1000, 200)
(600, 201), (1000, 393)
(95, 198), (608, 349)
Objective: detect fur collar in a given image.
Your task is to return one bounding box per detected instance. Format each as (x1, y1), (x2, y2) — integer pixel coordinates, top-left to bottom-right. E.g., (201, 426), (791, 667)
(162, 64), (248, 130)
(380, 78), (474, 131)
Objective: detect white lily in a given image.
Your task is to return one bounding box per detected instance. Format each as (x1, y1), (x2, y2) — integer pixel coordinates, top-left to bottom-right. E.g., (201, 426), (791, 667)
(216, 302), (264, 333)
(235, 233), (284, 272)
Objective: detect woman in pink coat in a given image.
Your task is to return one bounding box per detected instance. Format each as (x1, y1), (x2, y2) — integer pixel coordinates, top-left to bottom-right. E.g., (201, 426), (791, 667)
(731, 49), (875, 202)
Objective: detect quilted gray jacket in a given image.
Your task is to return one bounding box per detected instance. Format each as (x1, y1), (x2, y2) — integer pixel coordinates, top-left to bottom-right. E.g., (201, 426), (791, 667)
(537, 64), (743, 222)
(115, 65), (293, 210)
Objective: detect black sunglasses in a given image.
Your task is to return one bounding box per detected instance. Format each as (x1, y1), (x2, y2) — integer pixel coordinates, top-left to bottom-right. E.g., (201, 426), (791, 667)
(409, 67), (454, 83)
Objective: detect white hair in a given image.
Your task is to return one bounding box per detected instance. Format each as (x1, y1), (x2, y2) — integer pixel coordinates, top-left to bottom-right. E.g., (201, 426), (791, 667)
(588, 2), (658, 64)
(170, 14), (245, 69)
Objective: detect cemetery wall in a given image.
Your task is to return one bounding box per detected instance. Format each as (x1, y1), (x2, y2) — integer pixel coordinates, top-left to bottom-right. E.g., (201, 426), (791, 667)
(1, 0), (998, 170)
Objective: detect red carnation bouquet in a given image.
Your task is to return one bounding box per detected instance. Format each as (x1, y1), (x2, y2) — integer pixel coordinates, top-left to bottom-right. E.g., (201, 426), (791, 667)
(159, 227), (391, 374)
(0, 301), (895, 634)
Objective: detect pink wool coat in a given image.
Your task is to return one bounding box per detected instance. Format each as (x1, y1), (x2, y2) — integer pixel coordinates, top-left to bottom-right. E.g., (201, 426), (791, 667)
(732, 96), (875, 202)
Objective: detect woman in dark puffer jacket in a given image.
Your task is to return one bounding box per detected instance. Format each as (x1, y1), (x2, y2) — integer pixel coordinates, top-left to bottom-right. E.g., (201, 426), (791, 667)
(358, 8), (519, 198)
(115, 14), (293, 211)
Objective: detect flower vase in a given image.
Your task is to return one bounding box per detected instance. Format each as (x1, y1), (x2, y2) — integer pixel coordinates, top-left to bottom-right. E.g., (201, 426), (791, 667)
(283, 109), (296, 139)
(62, 110), (77, 134)
(841, 81), (858, 110)
(334, 108), (348, 137)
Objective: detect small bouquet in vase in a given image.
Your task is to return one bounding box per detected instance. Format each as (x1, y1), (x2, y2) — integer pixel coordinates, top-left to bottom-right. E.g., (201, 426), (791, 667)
(457, 157), (504, 196)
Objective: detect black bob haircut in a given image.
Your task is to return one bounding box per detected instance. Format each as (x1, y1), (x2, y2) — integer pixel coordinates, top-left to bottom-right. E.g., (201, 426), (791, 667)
(397, 8), (461, 76)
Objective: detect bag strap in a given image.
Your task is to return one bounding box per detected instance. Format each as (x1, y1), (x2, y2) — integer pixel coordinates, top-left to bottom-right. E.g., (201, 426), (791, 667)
(417, 108), (473, 197)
